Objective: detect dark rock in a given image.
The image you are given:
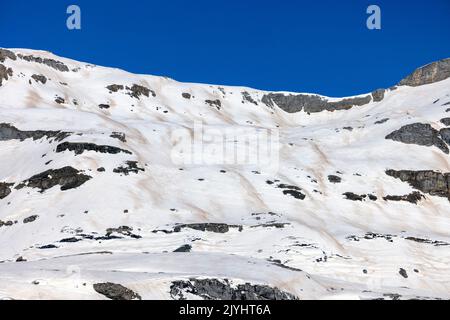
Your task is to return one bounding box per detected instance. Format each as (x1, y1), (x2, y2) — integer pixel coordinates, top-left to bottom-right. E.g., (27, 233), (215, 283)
(371, 89), (385, 102)
(440, 118), (450, 126)
(19, 167), (92, 192)
(38, 244), (58, 249)
(343, 127), (353, 131)
(404, 237), (449, 246)
(31, 74), (47, 84)
(0, 182), (13, 199)
(383, 192), (425, 204)
(398, 58), (450, 87)
(0, 63), (13, 86)
(368, 194), (378, 201)
(56, 142), (132, 156)
(385, 123), (449, 154)
(98, 104), (110, 109)
(60, 237), (82, 243)
(282, 190), (306, 200)
(127, 84), (155, 99)
(0, 49), (17, 62)
(261, 93), (371, 114)
(113, 161), (145, 175)
(16, 256), (26, 262)
(242, 92), (257, 105)
(23, 215), (39, 224)
(174, 223), (241, 234)
(328, 175), (342, 183)
(0, 220), (15, 228)
(399, 268), (408, 279)
(106, 84), (124, 92)
(93, 283), (141, 300)
(375, 118), (389, 125)
(110, 132), (126, 142)
(97, 167), (106, 172)
(55, 97), (65, 104)
(17, 54), (70, 72)
(440, 128), (450, 145)
(386, 169), (450, 200)
(106, 226), (141, 239)
(170, 278), (298, 300)
(0, 123), (70, 142)
(173, 244), (192, 252)
(205, 99), (222, 110)
(182, 93), (191, 99)
(343, 192), (366, 201)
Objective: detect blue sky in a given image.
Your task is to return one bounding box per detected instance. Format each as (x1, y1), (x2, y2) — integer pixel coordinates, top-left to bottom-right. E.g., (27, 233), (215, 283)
(1, 0), (449, 96)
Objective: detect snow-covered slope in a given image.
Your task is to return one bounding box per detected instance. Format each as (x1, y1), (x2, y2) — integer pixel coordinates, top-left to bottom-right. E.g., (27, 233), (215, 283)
(1, 48), (450, 300)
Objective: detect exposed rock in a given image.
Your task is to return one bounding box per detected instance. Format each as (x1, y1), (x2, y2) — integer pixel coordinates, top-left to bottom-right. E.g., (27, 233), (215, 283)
(110, 132), (126, 142)
(375, 118), (389, 125)
(113, 161), (145, 175)
(173, 244), (192, 252)
(205, 99), (222, 110)
(98, 104), (110, 109)
(0, 63), (13, 86)
(440, 128), (450, 144)
(127, 84), (155, 99)
(106, 226), (141, 239)
(17, 54), (70, 72)
(261, 93), (371, 114)
(182, 92), (191, 99)
(18, 167), (92, 192)
(242, 91), (258, 105)
(0, 182), (13, 199)
(440, 118), (450, 126)
(170, 278), (298, 300)
(275, 183), (306, 200)
(343, 192), (366, 201)
(399, 268), (408, 279)
(398, 58), (450, 87)
(385, 123), (449, 154)
(371, 89), (385, 102)
(0, 220), (16, 228)
(386, 169), (450, 200)
(31, 74), (47, 84)
(0, 49), (17, 62)
(23, 215), (39, 224)
(328, 175), (342, 183)
(405, 237), (449, 246)
(174, 223), (241, 233)
(56, 142), (132, 155)
(0, 123), (70, 142)
(383, 192), (424, 204)
(55, 96), (65, 104)
(93, 283), (141, 300)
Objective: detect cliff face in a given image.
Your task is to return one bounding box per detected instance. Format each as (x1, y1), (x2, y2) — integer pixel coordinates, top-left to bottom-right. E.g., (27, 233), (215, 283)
(0, 48), (450, 300)
(399, 58), (450, 87)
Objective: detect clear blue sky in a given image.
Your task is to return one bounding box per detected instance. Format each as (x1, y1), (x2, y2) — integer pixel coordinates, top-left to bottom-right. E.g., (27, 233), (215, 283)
(1, 0), (449, 96)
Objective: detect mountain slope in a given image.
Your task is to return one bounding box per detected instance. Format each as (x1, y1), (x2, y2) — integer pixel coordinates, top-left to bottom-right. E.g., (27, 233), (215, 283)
(1, 48), (450, 300)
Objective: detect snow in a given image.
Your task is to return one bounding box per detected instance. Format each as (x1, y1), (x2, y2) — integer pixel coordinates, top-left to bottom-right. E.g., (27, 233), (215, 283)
(1, 48), (450, 300)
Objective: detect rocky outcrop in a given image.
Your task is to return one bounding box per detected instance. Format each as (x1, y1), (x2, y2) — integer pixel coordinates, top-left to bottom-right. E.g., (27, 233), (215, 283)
(113, 161), (145, 175)
(385, 123), (449, 154)
(93, 283), (141, 300)
(261, 93), (371, 114)
(205, 99), (222, 110)
(17, 53), (70, 72)
(371, 89), (385, 102)
(0, 49), (17, 62)
(110, 132), (126, 142)
(174, 223), (242, 233)
(0, 123), (70, 142)
(106, 84), (155, 99)
(242, 91), (258, 105)
(170, 278), (298, 300)
(182, 92), (191, 99)
(173, 244), (192, 252)
(440, 128), (450, 144)
(31, 74), (47, 84)
(23, 215), (39, 224)
(383, 192), (424, 204)
(17, 167), (92, 192)
(328, 175), (342, 183)
(0, 64), (13, 86)
(440, 118), (450, 126)
(386, 170), (450, 200)
(398, 58), (450, 87)
(56, 142), (132, 155)
(0, 182), (13, 199)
